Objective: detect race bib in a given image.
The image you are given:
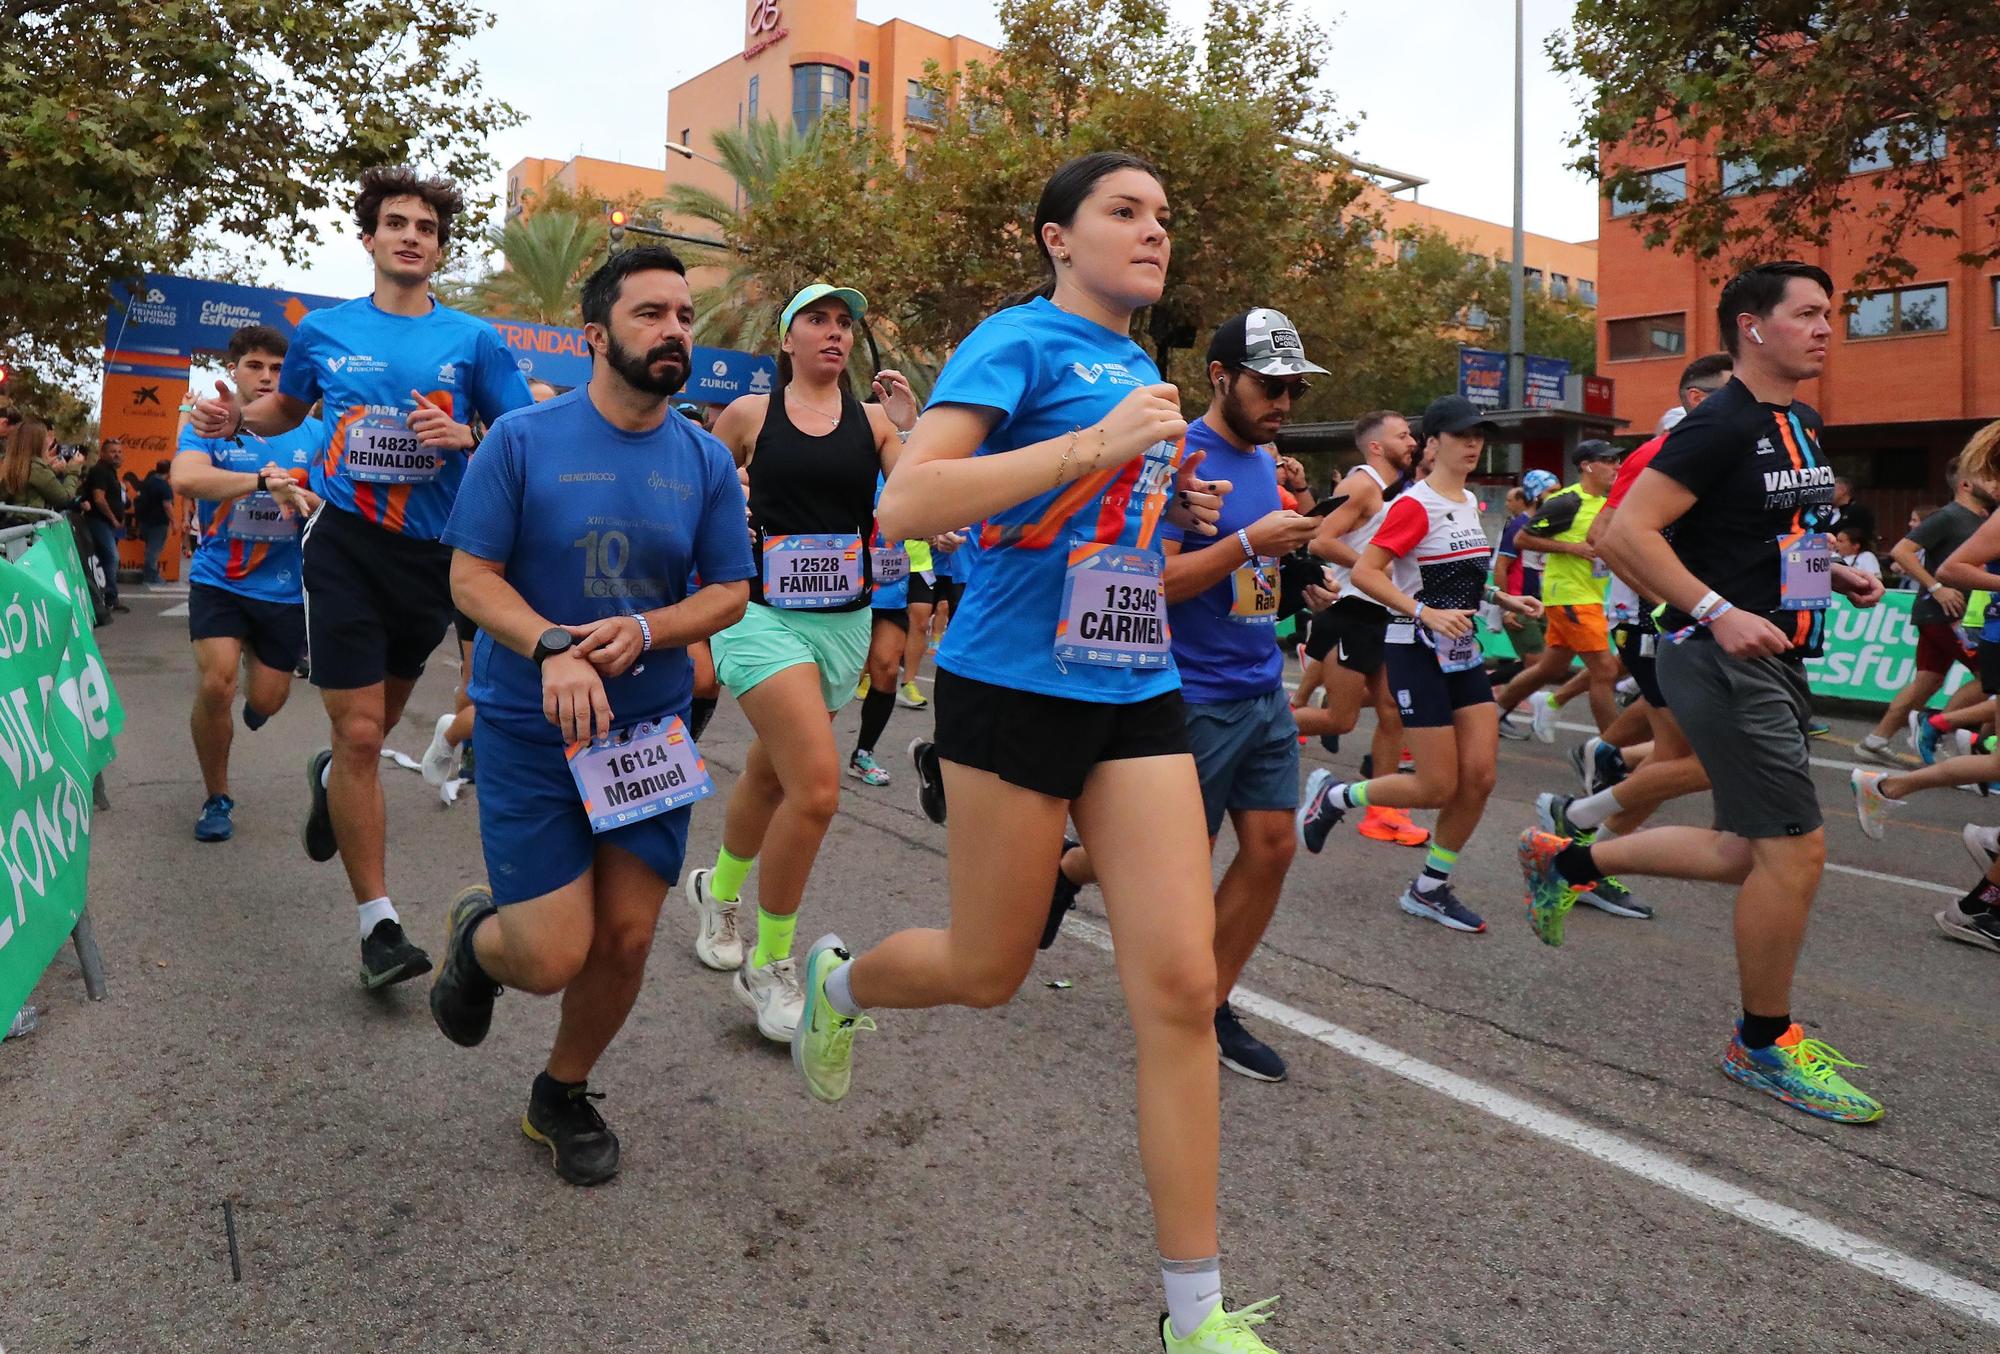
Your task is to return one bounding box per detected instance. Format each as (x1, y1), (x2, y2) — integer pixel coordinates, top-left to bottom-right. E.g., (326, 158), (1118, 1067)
(762, 533), (864, 609)
(346, 414), (441, 485)
(224, 492), (295, 541)
(1423, 624), (1484, 673)
(1779, 532), (1833, 611)
(1591, 556), (1611, 580)
(566, 716), (713, 835)
(871, 545), (910, 586)
(1054, 543), (1171, 671)
(1639, 632), (1658, 658)
(1228, 557), (1280, 624)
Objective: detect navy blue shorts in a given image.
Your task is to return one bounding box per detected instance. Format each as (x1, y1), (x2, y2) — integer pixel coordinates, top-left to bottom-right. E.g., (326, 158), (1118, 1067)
(1384, 637), (1493, 728)
(1613, 623), (1666, 709)
(472, 713), (694, 906)
(1184, 687), (1300, 836)
(188, 582), (306, 674)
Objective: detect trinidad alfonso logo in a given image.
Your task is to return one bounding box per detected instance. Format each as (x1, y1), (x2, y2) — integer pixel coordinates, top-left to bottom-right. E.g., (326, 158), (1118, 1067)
(1071, 363), (1104, 384)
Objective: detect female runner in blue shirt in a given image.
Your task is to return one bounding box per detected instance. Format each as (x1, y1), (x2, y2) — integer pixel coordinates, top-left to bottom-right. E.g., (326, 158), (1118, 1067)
(789, 153), (1285, 1352)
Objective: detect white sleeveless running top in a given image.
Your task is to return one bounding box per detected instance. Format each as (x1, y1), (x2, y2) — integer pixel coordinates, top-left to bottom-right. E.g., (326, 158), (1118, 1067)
(1332, 463), (1394, 601)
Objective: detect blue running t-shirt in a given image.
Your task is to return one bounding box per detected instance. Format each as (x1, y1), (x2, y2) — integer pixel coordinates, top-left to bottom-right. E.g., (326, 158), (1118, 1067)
(1157, 417), (1285, 704)
(926, 297), (1181, 703)
(442, 389), (756, 745)
(178, 420), (325, 605)
(278, 296), (532, 540)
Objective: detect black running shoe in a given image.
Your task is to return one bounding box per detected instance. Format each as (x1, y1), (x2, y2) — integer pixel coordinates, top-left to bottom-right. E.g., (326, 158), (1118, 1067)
(1215, 1003), (1286, 1082)
(908, 736), (946, 825)
(302, 748), (337, 862)
(523, 1079), (620, 1186)
(430, 886), (500, 1046)
(360, 919), (432, 989)
(1040, 838), (1083, 949)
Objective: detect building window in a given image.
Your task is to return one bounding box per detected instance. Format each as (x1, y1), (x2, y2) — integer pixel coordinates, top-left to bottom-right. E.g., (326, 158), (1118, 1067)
(1849, 122), (1947, 175)
(792, 64), (852, 134)
(1607, 313), (1687, 362)
(1577, 278), (1597, 305)
(1551, 273), (1569, 301)
(857, 60), (870, 117)
(1992, 276), (2000, 327)
(1847, 283), (1948, 338)
(748, 74), (759, 123)
(1397, 238), (1419, 262)
(1721, 157), (1804, 197)
(906, 79), (940, 124)
(1525, 266), (1544, 293)
(1609, 164), (1686, 218)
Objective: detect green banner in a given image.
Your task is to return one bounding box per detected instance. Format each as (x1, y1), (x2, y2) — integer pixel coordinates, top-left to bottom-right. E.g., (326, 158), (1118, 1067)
(0, 521), (124, 1029)
(1804, 588), (1974, 708)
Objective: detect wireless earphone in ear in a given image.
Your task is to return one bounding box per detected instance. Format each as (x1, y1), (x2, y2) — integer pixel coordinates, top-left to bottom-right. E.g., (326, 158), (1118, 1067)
(1749, 324), (1765, 345)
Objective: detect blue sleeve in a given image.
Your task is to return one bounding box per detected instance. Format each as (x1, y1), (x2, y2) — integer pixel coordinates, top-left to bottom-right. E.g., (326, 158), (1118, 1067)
(441, 419), (524, 562)
(693, 440), (757, 585)
(276, 318), (323, 407)
(1157, 517), (1186, 545)
(1496, 518), (1521, 558)
(470, 324), (534, 425)
(925, 315), (1038, 429)
(176, 425), (216, 457)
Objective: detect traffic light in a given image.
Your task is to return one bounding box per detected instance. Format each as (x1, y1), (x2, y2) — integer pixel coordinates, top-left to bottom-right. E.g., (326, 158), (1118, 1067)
(608, 209), (628, 249)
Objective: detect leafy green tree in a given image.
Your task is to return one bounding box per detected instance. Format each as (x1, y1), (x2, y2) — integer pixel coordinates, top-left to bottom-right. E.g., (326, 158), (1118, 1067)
(457, 210), (608, 326)
(1552, 2), (2000, 286)
(1, 0), (516, 366)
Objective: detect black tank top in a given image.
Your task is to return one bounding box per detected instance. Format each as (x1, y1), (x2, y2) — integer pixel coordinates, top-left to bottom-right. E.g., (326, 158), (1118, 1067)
(747, 385), (880, 612)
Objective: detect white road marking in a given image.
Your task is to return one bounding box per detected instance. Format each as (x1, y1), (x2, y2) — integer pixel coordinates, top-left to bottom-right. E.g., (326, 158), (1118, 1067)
(1551, 716), (1871, 775)
(159, 603), (189, 618)
(1063, 915), (2000, 1331)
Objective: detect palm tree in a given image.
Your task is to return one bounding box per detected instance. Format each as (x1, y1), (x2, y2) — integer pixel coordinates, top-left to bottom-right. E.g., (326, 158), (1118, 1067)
(463, 208), (608, 326)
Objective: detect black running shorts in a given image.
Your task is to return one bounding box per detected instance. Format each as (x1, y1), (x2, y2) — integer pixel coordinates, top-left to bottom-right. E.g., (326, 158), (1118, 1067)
(301, 506), (455, 690)
(932, 666), (1188, 801)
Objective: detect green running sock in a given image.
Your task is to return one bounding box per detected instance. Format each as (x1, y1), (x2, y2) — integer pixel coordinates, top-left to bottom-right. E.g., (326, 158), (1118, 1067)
(752, 908), (798, 968)
(711, 846), (754, 903)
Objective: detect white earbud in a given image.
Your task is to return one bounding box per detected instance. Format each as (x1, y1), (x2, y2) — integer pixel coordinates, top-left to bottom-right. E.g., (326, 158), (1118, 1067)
(1749, 324), (1765, 345)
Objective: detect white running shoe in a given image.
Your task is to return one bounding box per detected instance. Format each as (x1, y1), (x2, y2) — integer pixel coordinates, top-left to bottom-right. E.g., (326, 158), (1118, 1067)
(896, 680), (928, 710)
(1849, 769), (1900, 841)
(420, 713), (461, 787)
(734, 953), (805, 1042)
(1964, 822), (2000, 873)
(1528, 690), (1558, 743)
(684, 867), (744, 972)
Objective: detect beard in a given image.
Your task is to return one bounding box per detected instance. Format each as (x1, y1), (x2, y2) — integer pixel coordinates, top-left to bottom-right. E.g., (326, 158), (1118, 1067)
(607, 330), (689, 397)
(1219, 378), (1276, 446)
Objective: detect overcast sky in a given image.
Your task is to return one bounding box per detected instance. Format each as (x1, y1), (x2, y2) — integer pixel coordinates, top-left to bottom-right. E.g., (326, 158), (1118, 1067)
(260, 0), (1603, 300)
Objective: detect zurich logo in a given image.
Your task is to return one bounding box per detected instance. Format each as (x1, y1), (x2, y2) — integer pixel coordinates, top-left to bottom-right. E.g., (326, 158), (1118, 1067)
(712, 359), (728, 377)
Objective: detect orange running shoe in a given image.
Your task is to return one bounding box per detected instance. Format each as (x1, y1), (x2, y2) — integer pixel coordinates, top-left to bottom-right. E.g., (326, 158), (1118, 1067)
(1357, 804), (1429, 846)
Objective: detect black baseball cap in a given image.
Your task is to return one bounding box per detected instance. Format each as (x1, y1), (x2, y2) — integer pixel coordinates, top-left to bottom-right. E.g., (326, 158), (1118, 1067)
(1419, 394), (1499, 440)
(1573, 439), (1622, 466)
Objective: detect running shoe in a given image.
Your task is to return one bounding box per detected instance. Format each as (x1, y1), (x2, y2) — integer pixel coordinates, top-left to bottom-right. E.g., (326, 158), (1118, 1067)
(1535, 791), (1592, 843)
(1159, 1298), (1282, 1353)
(1356, 804), (1428, 847)
(1962, 822), (1999, 873)
(848, 749), (891, 787)
(855, 672), (870, 700)
(1577, 875), (1653, 920)
(1806, 718), (1832, 739)
(1358, 754), (1373, 778)
(734, 953), (805, 1042)
(430, 885), (500, 1047)
(1614, 675), (1640, 707)
(359, 919), (431, 989)
(1396, 882), (1486, 933)
(301, 748), (337, 863)
(1720, 1023), (1884, 1124)
(1528, 690), (1558, 743)
(194, 793), (234, 843)
(1568, 739), (1590, 790)
(1916, 714), (1943, 766)
(1851, 736), (1904, 768)
(896, 680), (927, 710)
(793, 934), (874, 1104)
(1215, 1004), (1286, 1083)
(421, 713), (461, 787)
(1518, 828), (1580, 947)
(1319, 733), (1339, 756)
(1396, 750), (1415, 775)
(1295, 769), (1345, 854)
(1497, 711), (1531, 741)
(1849, 768), (1901, 841)
(683, 867), (744, 972)
(1589, 738), (1630, 794)
(1040, 838), (1083, 949)
(1936, 902), (2000, 953)
(908, 736), (946, 825)
(522, 1080), (620, 1185)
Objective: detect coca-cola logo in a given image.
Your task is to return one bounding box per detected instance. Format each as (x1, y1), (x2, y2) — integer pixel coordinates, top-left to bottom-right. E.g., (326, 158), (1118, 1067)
(748, 0), (781, 36)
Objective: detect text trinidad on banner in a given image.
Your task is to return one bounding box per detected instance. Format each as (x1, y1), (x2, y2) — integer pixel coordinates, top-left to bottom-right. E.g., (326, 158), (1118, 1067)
(0, 521), (125, 1030)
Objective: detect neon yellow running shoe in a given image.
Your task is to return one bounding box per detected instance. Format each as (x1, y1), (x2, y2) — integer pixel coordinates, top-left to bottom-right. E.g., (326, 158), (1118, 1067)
(1160, 1298), (1282, 1352)
(1721, 1022), (1884, 1124)
(792, 933), (874, 1104)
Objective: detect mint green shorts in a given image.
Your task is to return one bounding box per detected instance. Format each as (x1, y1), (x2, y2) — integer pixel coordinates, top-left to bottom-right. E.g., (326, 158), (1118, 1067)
(711, 603), (873, 712)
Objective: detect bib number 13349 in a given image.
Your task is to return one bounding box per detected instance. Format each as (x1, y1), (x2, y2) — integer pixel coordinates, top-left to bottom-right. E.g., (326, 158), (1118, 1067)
(1054, 543), (1172, 671)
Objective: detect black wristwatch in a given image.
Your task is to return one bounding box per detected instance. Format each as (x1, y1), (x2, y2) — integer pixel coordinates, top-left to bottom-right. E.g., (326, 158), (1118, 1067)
(531, 627), (574, 666)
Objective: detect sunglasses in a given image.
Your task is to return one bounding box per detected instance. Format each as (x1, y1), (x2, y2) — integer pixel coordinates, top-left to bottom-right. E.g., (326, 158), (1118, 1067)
(1237, 370), (1310, 401)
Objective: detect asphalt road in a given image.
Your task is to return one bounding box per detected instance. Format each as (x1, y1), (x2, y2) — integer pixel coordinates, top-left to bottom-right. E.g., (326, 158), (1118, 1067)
(3, 587), (1997, 1353)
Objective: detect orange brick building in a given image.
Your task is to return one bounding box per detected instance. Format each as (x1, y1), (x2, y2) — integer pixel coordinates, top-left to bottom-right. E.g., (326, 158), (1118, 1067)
(504, 155), (667, 220)
(663, 0), (994, 225)
(1597, 131), (2000, 528)
(1365, 188), (1600, 308)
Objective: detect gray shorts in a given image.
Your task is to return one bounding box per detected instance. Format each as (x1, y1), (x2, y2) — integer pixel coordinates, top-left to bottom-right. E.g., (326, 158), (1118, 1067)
(1185, 687), (1301, 836)
(1657, 639), (1822, 839)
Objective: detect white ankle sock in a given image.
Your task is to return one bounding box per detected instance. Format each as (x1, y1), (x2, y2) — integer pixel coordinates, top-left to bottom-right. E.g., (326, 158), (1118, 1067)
(1567, 786), (1622, 831)
(1161, 1256), (1222, 1339)
(824, 960), (863, 1017)
(357, 896), (397, 938)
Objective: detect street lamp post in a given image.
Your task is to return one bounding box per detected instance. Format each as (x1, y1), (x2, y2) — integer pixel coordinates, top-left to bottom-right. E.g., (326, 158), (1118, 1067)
(1508, 0), (1527, 411)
